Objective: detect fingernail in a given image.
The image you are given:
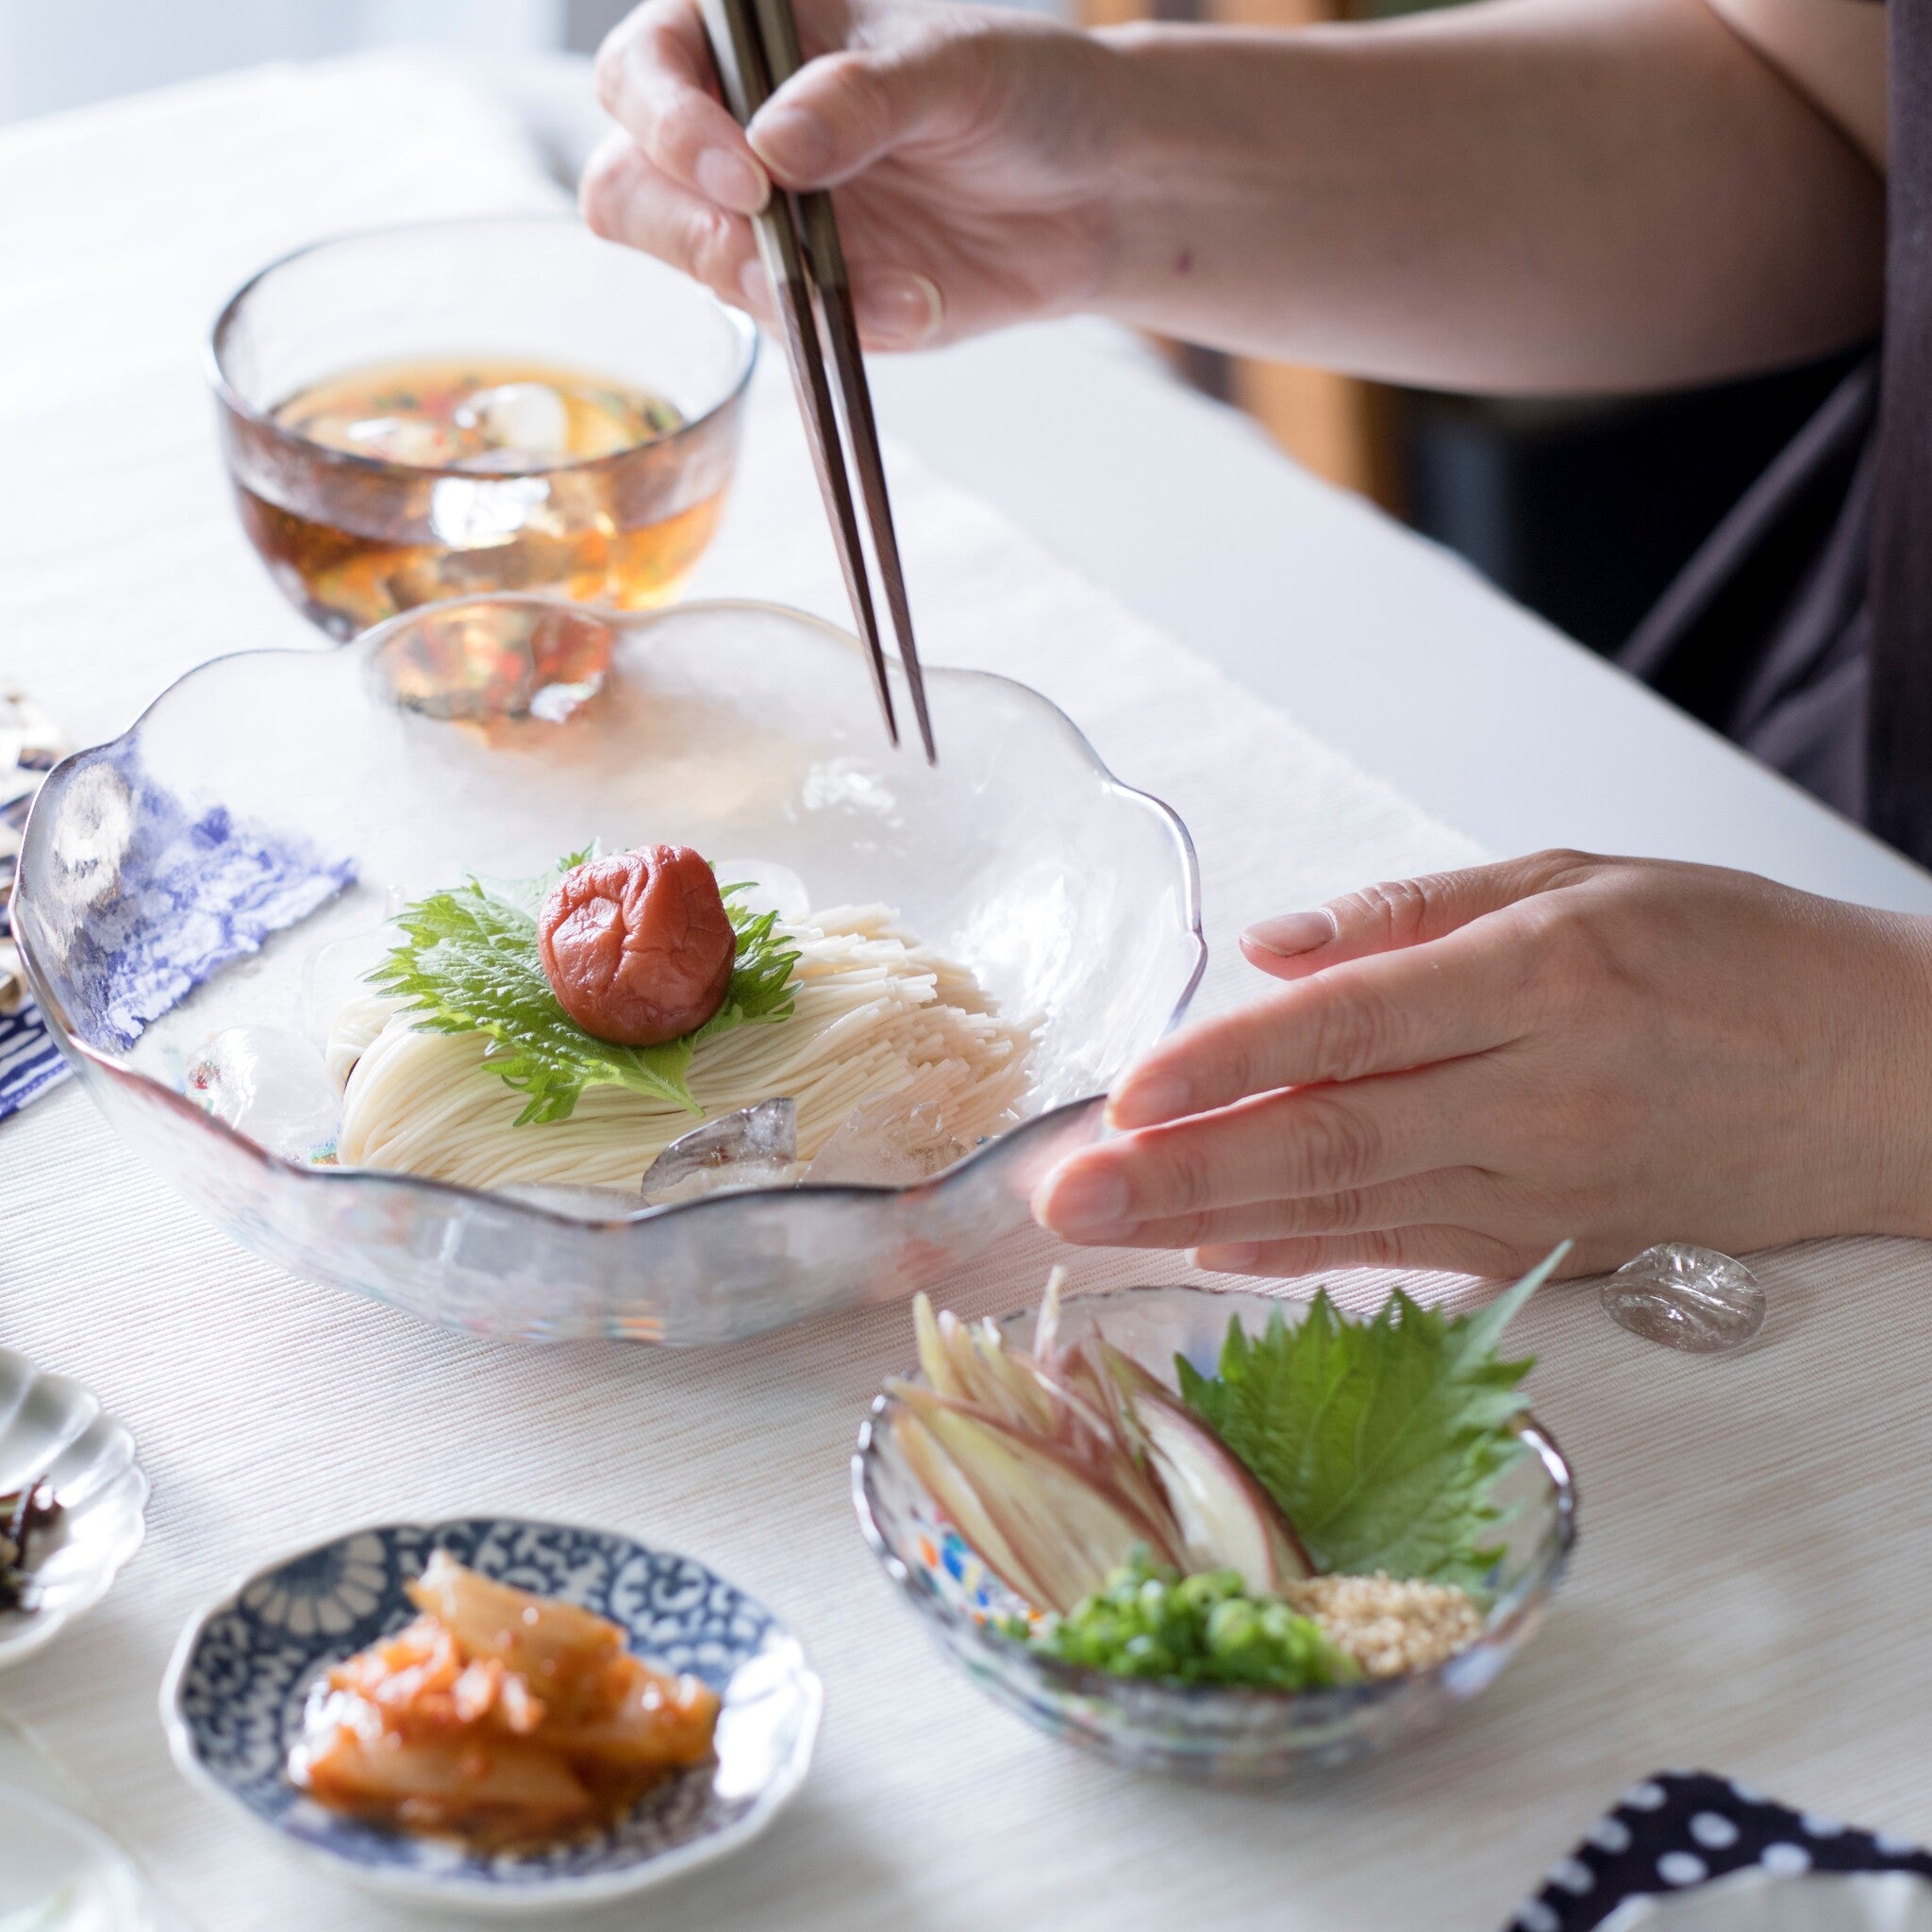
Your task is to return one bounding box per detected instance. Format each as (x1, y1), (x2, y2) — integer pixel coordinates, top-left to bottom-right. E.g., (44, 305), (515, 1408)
(748, 104), (833, 182)
(856, 270), (943, 349)
(695, 146), (768, 214)
(1243, 909), (1336, 958)
(738, 258), (770, 314)
(1195, 1243), (1260, 1272)
(1037, 1169), (1131, 1237)
(1107, 1075), (1191, 1131)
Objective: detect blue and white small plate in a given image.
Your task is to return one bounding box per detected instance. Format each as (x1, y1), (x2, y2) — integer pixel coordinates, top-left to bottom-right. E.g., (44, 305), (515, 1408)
(160, 1517), (821, 1913)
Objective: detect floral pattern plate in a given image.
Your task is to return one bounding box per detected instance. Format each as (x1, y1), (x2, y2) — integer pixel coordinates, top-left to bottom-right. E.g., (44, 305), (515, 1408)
(161, 1517), (821, 1912)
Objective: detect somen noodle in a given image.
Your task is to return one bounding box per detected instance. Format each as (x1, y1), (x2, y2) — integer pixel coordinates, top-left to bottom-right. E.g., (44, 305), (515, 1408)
(326, 905), (1034, 1191)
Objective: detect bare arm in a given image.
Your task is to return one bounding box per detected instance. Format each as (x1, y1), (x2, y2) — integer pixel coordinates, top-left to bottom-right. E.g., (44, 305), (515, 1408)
(1095, 0), (1885, 391)
(584, 0), (1884, 395)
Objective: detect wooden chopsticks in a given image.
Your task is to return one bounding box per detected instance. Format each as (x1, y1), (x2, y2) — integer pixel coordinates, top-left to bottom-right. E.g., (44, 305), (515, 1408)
(698, 0), (938, 762)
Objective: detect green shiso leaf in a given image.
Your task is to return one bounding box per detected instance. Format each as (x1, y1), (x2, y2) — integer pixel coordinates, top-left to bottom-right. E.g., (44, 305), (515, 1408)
(1175, 1244), (1566, 1591)
(366, 851), (800, 1126)
(464, 844), (596, 923)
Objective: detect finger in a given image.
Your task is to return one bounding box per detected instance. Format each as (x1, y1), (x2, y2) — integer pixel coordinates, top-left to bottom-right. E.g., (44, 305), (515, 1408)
(1108, 919), (1531, 1130)
(582, 130), (941, 352)
(595, 0), (771, 211)
(580, 135), (773, 325)
(1238, 850), (1597, 984)
(748, 45), (968, 189)
(1037, 1063), (1502, 1241)
(1193, 1225), (1540, 1280)
(850, 267), (947, 352)
(1071, 1168), (1500, 1251)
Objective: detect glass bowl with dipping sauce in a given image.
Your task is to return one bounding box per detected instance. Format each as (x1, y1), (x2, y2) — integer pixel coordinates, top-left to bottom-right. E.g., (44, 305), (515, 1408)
(208, 215), (758, 639)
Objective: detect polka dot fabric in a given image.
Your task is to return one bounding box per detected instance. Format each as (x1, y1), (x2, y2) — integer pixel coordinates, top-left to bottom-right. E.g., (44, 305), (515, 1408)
(1507, 1772), (1932, 1930)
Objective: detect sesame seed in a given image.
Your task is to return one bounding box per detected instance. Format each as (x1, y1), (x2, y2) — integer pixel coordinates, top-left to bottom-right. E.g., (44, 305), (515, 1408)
(1286, 1573), (1485, 1678)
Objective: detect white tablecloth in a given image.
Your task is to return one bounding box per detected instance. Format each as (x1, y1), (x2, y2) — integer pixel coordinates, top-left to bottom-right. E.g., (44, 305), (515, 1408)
(3, 56), (1930, 1932)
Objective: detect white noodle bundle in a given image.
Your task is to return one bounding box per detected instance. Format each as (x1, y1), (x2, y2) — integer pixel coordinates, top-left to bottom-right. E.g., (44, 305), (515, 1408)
(327, 906), (1035, 1191)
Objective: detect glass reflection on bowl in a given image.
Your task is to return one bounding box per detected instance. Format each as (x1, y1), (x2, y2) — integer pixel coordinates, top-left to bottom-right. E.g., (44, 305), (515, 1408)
(853, 1285), (1575, 1782)
(208, 216), (758, 638)
(12, 598), (1204, 1345)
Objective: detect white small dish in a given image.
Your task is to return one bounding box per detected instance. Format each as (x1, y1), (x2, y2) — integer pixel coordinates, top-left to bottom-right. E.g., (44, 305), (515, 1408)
(0, 1349), (148, 1670)
(0, 1784), (160, 1930)
(1600, 1869), (1932, 1931)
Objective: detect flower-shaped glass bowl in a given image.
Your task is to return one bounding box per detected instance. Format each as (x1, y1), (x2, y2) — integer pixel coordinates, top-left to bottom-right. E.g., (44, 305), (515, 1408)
(853, 1285), (1575, 1783)
(12, 597), (1204, 1344)
(210, 215), (758, 637)
(161, 1517), (820, 1911)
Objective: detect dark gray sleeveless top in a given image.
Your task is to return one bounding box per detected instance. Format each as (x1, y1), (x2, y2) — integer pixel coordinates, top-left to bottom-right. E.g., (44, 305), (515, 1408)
(1617, 0), (1928, 864)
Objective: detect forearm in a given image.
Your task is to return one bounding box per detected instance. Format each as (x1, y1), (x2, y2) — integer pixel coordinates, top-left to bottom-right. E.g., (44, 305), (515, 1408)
(1085, 0), (1884, 393)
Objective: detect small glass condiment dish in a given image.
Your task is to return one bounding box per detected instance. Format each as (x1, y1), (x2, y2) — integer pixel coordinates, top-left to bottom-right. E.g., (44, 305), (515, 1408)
(852, 1284), (1575, 1783)
(209, 214), (758, 638)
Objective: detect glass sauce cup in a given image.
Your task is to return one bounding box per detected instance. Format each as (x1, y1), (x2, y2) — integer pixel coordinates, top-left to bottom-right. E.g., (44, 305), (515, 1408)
(208, 214), (758, 639)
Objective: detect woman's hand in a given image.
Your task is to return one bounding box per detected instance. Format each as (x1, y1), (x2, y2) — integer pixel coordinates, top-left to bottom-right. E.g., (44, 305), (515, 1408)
(582, 0), (1881, 391)
(580, 0), (1131, 350)
(1032, 852), (1932, 1277)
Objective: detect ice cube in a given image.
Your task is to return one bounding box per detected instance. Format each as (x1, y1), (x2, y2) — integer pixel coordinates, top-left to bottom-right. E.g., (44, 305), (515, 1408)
(185, 1026), (341, 1163)
(426, 473), (550, 547)
(461, 382), (570, 458)
(804, 1091), (971, 1187)
(640, 1098), (799, 1206)
(710, 857), (809, 924)
(339, 415), (468, 467)
(301, 926), (393, 1050)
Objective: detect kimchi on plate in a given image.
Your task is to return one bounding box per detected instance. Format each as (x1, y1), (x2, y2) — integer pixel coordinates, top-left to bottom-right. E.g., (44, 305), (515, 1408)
(288, 1552), (719, 1847)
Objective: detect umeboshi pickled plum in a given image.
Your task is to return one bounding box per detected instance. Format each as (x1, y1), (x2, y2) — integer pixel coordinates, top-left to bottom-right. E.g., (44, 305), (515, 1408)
(538, 846), (736, 1046)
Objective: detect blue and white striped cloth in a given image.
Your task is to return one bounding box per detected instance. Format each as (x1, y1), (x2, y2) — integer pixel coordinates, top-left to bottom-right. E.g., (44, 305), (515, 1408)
(1, 691), (68, 1123)
(2, 696), (354, 1123)
(0, 1002), (66, 1120)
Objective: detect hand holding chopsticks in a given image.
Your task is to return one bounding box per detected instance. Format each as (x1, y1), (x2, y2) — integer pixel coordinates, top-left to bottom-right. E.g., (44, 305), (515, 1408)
(697, 0), (937, 762)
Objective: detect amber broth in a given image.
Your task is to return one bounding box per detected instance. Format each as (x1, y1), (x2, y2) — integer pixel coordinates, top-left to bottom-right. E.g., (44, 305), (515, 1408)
(246, 358), (725, 636)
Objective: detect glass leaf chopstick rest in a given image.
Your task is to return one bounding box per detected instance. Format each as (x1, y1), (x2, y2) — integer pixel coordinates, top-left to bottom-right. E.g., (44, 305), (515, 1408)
(1600, 1243), (1766, 1354)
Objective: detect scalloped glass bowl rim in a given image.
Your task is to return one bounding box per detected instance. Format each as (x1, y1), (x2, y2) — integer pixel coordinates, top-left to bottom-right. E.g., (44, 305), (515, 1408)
(205, 211), (761, 483)
(11, 595), (1208, 1237)
(158, 1513), (824, 1908)
(851, 1283), (1576, 1721)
